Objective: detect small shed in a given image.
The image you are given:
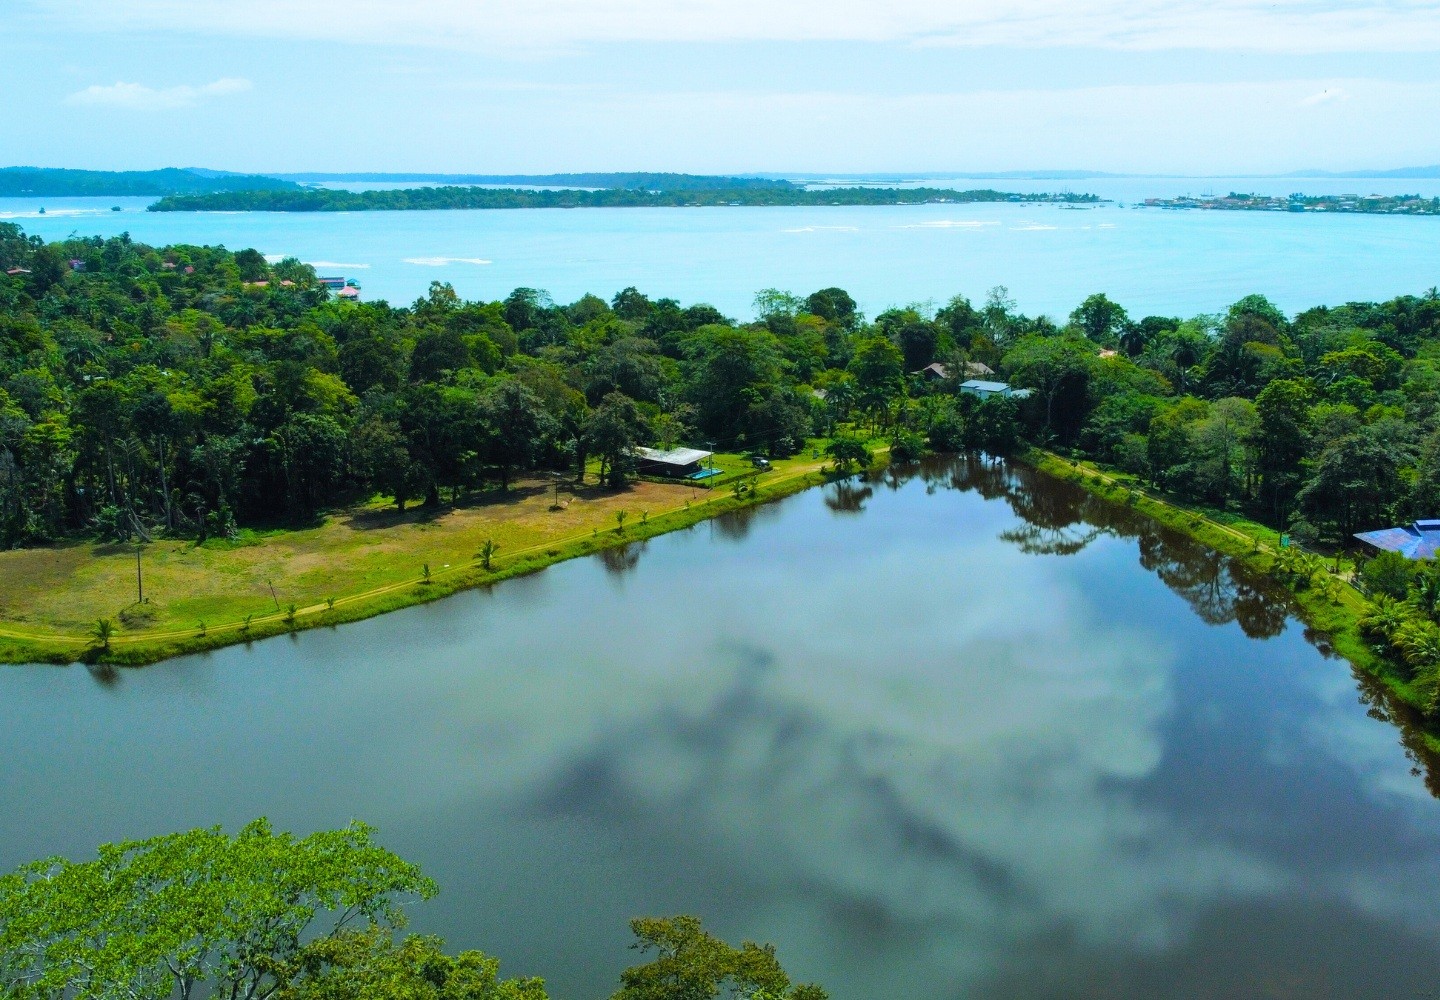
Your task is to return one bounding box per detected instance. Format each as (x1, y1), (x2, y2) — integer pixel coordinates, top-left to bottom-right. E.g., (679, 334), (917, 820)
(1354, 520), (1440, 560)
(634, 446), (713, 479)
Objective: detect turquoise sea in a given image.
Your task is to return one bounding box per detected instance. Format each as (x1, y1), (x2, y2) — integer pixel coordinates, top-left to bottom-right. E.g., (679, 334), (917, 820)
(3, 174), (1438, 320)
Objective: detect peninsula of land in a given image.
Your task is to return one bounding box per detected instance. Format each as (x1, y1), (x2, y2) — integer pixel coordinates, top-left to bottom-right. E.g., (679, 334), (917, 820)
(148, 185), (1101, 212)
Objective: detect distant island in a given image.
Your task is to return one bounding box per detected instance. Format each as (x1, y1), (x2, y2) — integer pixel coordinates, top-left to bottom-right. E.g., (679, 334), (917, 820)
(1141, 192), (1440, 215)
(148, 186), (1102, 212)
(0, 167), (301, 197)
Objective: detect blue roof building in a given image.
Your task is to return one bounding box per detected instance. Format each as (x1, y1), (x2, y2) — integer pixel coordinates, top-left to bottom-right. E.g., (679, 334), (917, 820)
(1354, 520), (1440, 560)
(959, 379), (1034, 401)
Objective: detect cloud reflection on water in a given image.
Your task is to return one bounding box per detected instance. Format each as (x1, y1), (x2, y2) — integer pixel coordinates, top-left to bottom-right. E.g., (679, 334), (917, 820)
(8, 457), (1440, 999)
(397, 458), (1440, 996)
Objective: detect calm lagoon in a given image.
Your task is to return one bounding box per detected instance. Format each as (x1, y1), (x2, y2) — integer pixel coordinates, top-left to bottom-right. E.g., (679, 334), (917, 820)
(2, 458), (1439, 999)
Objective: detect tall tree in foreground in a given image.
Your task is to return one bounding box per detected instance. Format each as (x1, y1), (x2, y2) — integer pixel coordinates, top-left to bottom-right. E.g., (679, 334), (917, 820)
(0, 821), (831, 1000)
(0, 819), (436, 1000)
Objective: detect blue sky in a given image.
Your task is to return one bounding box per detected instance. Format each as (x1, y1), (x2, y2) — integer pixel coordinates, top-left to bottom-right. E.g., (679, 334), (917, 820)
(7, 1), (1440, 174)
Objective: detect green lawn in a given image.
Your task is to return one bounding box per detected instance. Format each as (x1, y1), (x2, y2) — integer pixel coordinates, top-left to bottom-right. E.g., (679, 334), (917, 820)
(0, 444), (863, 665)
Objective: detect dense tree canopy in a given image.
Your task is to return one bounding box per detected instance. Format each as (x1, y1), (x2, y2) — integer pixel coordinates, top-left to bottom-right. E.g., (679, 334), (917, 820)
(2, 223), (1439, 566)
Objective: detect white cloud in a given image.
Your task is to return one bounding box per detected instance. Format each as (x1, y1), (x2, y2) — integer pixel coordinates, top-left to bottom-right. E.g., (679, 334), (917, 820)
(65, 77), (252, 111)
(46, 0), (1440, 54)
(438, 77), (1440, 174)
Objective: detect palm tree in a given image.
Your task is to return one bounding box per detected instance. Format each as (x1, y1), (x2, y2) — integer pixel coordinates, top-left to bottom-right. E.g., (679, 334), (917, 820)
(1170, 338), (1201, 393)
(1118, 325), (1147, 358)
(1397, 621), (1440, 676)
(1360, 595), (1409, 644)
(90, 618), (114, 652)
(479, 539), (498, 571)
(1412, 567), (1440, 616)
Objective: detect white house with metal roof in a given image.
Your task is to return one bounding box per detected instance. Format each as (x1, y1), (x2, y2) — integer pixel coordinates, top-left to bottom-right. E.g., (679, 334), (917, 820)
(959, 379), (1033, 401)
(633, 446), (714, 479)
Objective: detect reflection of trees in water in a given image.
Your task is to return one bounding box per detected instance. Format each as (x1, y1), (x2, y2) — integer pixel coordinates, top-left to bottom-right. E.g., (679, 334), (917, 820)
(824, 478), (874, 515)
(920, 454), (1292, 637)
(86, 662), (121, 689)
(998, 522), (1103, 557)
(1135, 529), (1288, 639)
(1355, 670), (1440, 797)
(713, 501), (783, 541)
(600, 539), (647, 576)
(954, 457), (1109, 556)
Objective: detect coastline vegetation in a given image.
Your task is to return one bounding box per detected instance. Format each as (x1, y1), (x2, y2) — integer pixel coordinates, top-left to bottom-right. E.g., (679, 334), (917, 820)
(147, 185), (1101, 212)
(4, 221), (1440, 742)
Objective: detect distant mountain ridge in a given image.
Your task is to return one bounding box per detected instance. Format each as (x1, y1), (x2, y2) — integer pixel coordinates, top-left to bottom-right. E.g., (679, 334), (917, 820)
(0, 167), (301, 197)
(267, 172), (795, 191)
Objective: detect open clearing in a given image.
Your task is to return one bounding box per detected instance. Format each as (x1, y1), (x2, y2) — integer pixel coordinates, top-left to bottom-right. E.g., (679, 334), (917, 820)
(0, 448), (838, 662)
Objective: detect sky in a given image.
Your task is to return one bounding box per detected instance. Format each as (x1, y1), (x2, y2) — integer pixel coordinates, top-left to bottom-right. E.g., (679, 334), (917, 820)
(5, 0), (1440, 175)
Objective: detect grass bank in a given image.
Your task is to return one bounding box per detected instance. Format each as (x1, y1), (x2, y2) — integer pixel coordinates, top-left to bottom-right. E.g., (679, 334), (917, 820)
(0, 445), (861, 667)
(1023, 449), (1437, 746)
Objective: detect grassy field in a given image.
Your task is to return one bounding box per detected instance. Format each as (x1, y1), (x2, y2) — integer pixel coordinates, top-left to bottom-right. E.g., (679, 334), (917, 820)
(0, 446), (854, 665)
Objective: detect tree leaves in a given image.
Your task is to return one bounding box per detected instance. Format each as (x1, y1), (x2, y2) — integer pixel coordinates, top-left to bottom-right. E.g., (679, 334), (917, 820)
(0, 818), (436, 1000)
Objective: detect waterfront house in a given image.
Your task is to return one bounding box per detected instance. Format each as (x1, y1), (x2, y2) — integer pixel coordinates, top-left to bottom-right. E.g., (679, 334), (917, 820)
(1354, 520), (1440, 560)
(634, 446), (714, 479)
